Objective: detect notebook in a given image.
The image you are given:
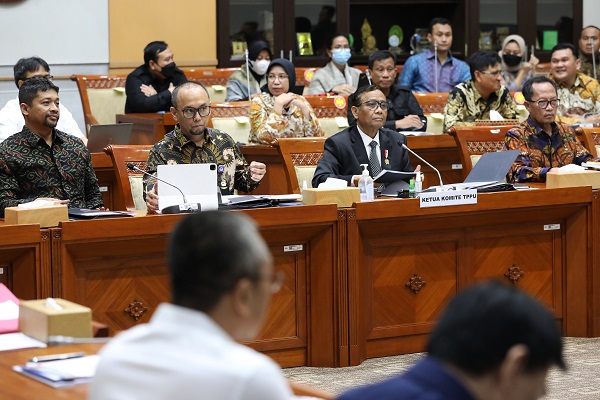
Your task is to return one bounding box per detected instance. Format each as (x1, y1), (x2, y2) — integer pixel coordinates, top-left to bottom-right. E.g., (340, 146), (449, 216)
(87, 123), (133, 153)
(157, 163), (219, 213)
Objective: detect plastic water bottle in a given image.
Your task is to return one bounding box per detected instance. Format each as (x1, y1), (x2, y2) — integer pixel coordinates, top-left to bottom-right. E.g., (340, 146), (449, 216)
(358, 164), (374, 202)
(414, 172), (422, 195)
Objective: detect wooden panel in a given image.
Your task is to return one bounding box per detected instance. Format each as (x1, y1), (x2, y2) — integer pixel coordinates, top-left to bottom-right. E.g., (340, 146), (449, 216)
(239, 145), (288, 195)
(91, 152), (118, 211)
(52, 204), (341, 367)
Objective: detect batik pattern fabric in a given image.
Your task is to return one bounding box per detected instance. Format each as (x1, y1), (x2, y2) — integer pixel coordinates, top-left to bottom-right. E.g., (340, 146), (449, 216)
(443, 80), (519, 132)
(248, 91), (324, 145)
(145, 125), (259, 195)
(504, 117), (594, 182)
(0, 126), (102, 216)
(549, 72), (600, 126)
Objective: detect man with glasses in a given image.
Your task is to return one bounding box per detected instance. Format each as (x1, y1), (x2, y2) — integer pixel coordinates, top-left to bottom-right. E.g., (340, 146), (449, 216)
(145, 82), (266, 213)
(548, 43), (600, 126)
(348, 50), (426, 132)
(0, 57), (84, 143)
(313, 85), (415, 188)
(443, 51), (519, 132)
(90, 211), (296, 399)
(505, 76), (594, 183)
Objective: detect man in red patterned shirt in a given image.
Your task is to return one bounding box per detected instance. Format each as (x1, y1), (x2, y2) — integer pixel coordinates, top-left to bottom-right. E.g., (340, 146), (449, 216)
(504, 76), (595, 182)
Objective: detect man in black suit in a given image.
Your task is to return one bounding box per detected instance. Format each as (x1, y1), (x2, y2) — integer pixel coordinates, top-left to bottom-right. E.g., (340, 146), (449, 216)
(313, 85), (416, 188)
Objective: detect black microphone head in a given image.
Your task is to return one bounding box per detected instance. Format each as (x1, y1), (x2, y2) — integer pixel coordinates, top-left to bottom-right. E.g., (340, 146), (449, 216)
(126, 163), (135, 170)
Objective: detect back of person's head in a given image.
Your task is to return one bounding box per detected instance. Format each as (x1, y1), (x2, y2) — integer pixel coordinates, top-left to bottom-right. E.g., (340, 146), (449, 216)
(427, 280), (565, 376)
(13, 56), (50, 88)
(19, 77), (59, 106)
(352, 84), (382, 107)
(468, 50), (502, 79)
(168, 211), (272, 312)
(144, 41), (169, 66)
(265, 58), (297, 88)
(428, 17), (451, 33)
(551, 42), (579, 59)
(368, 50), (396, 70)
(522, 76), (558, 102)
(171, 81), (210, 109)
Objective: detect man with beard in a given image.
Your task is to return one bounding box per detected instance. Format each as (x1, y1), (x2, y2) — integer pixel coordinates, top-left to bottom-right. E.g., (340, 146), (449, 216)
(144, 82), (266, 214)
(125, 41), (187, 113)
(504, 76), (595, 183)
(0, 78), (103, 217)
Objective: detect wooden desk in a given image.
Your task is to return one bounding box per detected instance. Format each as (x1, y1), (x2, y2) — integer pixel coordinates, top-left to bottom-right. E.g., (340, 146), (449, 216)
(0, 343), (103, 400)
(115, 113), (176, 144)
(345, 187), (593, 365)
(50, 205), (342, 368)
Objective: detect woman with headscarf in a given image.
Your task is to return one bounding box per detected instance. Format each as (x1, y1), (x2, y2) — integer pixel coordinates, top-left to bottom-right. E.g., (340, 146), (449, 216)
(499, 34), (539, 91)
(248, 58), (325, 145)
(225, 40), (272, 101)
(307, 34), (361, 95)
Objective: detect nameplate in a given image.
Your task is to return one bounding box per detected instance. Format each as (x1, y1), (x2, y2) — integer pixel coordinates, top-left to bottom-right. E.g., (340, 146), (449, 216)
(419, 189), (478, 208)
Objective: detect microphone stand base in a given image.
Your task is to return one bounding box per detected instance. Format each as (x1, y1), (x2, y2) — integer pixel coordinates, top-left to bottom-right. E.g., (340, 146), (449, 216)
(161, 203), (202, 214)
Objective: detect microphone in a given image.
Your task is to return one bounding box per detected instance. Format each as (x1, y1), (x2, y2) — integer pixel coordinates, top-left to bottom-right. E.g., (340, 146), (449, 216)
(433, 40), (439, 93)
(365, 69), (372, 85)
(591, 38), (597, 81)
(401, 143), (445, 190)
(126, 163), (200, 214)
(245, 48), (251, 101)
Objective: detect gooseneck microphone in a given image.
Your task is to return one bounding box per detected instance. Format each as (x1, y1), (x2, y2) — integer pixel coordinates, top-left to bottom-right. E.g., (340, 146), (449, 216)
(365, 69), (372, 85)
(126, 163), (200, 214)
(401, 143), (444, 189)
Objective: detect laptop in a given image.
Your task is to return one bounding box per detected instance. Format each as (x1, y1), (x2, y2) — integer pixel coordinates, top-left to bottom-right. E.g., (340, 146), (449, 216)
(464, 149), (520, 184)
(87, 123), (133, 153)
(157, 163), (219, 213)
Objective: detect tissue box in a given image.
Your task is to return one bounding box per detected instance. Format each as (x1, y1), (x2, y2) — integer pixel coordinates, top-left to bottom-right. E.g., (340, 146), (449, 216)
(19, 299), (92, 343)
(4, 204), (68, 228)
(546, 170), (600, 189)
(303, 187), (360, 208)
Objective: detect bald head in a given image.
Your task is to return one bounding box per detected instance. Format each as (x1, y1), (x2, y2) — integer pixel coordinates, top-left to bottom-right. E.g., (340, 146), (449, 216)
(171, 81), (209, 109)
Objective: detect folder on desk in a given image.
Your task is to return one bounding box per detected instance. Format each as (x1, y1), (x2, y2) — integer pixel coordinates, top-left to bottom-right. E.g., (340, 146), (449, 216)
(13, 355), (99, 388)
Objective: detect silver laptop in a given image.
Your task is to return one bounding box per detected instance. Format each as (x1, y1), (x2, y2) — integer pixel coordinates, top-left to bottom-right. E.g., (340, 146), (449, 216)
(87, 123), (133, 153)
(157, 163), (219, 212)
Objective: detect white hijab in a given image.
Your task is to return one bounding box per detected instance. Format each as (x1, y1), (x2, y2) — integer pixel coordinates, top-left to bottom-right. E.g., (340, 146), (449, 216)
(499, 34), (528, 72)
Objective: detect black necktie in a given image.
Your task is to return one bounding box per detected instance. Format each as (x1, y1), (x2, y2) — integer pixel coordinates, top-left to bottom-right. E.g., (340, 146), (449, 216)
(368, 140), (382, 177)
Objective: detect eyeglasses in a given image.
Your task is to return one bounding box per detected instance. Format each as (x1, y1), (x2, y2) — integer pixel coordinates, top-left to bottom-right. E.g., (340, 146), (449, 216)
(479, 69), (503, 77)
(530, 98), (560, 109)
(357, 100), (391, 111)
(175, 105), (211, 119)
(267, 74), (289, 82)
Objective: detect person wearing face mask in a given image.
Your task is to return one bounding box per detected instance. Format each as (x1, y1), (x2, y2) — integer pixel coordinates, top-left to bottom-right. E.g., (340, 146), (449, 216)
(307, 34), (361, 95)
(125, 41), (187, 113)
(226, 41), (272, 101)
(499, 35), (539, 92)
(248, 58), (324, 145)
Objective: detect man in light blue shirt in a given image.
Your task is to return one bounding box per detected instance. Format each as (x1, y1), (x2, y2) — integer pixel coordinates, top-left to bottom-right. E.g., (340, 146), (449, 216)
(399, 18), (470, 93)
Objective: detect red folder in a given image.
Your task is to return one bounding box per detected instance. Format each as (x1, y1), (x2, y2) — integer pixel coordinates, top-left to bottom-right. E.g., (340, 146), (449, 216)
(0, 284), (19, 333)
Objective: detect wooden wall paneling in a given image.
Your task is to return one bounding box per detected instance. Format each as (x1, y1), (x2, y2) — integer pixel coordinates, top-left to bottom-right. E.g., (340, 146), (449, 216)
(592, 192), (600, 336)
(0, 224), (44, 299)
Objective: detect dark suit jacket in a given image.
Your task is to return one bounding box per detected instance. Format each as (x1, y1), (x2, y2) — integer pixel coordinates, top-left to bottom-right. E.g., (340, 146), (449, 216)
(312, 125), (413, 187)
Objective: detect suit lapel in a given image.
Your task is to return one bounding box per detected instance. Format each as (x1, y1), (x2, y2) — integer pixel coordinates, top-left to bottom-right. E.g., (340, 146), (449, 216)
(379, 130), (392, 170)
(350, 126), (370, 166)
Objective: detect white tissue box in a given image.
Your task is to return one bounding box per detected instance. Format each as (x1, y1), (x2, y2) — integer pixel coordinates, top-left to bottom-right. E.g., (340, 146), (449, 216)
(4, 204), (68, 228)
(302, 187), (360, 208)
(19, 299), (92, 343)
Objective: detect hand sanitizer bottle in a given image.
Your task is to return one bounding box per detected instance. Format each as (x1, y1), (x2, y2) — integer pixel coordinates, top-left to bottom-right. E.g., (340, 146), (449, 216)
(414, 172), (422, 195)
(358, 164), (374, 202)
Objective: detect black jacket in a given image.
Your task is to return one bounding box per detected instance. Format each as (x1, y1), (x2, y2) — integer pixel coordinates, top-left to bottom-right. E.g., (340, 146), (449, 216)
(125, 65), (187, 113)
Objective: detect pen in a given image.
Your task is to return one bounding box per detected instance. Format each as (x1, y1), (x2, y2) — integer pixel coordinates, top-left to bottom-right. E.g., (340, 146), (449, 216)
(29, 351), (86, 363)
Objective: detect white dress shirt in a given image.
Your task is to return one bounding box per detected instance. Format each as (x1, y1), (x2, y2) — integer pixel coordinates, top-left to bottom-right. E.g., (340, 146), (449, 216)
(0, 97), (84, 142)
(89, 303), (297, 400)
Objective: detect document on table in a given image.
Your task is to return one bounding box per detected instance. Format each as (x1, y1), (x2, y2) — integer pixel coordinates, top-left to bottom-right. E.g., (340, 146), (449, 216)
(13, 354), (99, 388)
(0, 332), (46, 352)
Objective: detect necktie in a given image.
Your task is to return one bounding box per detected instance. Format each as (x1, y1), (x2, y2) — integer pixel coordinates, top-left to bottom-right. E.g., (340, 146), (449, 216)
(368, 140), (382, 177)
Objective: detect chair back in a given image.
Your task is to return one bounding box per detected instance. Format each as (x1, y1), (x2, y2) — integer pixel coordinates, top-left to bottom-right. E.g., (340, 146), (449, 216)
(447, 125), (513, 180)
(184, 68), (238, 103)
(104, 145), (153, 211)
(414, 92), (449, 134)
(208, 101), (251, 144)
(575, 126), (600, 158)
(304, 95), (349, 137)
(71, 74), (128, 133)
(274, 137), (327, 194)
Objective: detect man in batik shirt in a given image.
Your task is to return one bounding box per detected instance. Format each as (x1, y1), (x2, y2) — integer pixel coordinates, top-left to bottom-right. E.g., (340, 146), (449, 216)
(0, 78), (103, 217)
(504, 76), (595, 183)
(145, 82), (266, 214)
(549, 43), (600, 126)
(578, 26), (600, 80)
(443, 51), (519, 132)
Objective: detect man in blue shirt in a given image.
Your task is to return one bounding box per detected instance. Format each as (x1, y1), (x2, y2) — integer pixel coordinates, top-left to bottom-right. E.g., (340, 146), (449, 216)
(337, 281), (566, 400)
(399, 18), (471, 93)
